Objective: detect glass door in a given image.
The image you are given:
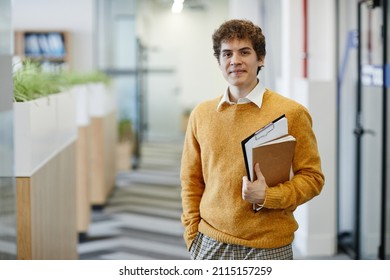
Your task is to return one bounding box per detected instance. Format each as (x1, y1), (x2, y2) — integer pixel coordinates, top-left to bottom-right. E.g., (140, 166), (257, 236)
(337, 0), (387, 260)
(357, 0), (383, 260)
(95, 0), (143, 168)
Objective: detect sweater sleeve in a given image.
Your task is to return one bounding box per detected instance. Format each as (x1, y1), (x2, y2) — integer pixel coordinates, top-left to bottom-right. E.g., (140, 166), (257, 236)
(263, 105), (325, 211)
(180, 109), (205, 250)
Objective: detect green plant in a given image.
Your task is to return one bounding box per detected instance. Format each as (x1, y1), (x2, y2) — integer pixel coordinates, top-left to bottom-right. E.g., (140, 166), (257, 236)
(61, 70), (111, 86)
(13, 59), (112, 102)
(82, 70), (111, 85)
(13, 60), (68, 102)
(118, 118), (133, 142)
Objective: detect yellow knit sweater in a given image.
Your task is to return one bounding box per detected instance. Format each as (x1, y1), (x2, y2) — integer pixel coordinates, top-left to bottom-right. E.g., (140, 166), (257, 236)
(180, 89), (324, 250)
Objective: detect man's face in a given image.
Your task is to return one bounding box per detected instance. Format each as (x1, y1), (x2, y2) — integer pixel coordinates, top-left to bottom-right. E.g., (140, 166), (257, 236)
(218, 38), (263, 92)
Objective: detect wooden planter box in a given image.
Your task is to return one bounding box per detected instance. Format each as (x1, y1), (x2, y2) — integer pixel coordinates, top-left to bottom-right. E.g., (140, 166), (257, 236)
(14, 92), (78, 260)
(87, 83), (117, 208)
(72, 84), (92, 237)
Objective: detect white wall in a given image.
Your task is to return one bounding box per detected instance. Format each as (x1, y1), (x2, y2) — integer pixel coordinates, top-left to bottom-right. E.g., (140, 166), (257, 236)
(229, 0), (261, 20)
(308, 0), (335, 81)
(137, 0), (229, 111)
(12, 0), (95, 71)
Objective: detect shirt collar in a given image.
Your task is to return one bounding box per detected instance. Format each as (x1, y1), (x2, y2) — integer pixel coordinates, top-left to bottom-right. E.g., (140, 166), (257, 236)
(216, 81), (266, 111)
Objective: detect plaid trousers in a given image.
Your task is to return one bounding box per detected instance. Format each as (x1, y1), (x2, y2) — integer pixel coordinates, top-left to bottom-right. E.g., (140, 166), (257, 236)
(189, 232), (293, 260)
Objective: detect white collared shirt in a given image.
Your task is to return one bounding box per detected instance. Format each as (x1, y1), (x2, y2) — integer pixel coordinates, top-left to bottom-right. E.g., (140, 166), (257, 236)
(216, 81), (266, 111)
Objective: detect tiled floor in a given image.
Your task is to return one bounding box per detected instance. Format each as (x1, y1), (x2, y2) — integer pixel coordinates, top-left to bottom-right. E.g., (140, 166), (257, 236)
(0, 177), (17, 260)
(78, 141), (189, 260)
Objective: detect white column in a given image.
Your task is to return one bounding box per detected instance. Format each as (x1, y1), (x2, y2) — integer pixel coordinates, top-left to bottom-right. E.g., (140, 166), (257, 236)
(279, 0), (303, 99)
(293, 0), (337, 257)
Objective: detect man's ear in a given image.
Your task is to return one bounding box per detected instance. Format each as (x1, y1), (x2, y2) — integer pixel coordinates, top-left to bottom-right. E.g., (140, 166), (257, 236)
(257, 57), (265, 74)
(258, 56), (265, 67)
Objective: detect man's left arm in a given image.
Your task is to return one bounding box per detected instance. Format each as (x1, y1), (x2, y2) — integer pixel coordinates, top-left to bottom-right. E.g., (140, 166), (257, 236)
(262, 106), (325, 211)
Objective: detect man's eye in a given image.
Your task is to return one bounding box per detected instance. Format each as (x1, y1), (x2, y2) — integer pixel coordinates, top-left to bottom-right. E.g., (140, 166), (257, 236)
(223, 52), (232, 57)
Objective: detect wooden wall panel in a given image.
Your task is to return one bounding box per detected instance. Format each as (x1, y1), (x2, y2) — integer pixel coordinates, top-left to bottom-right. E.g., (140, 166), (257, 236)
(104, 112), (117, 197)
(89, 112), (117, 206)
(16, 142), (78, 259)
(56, 142), (77, 259)
(76, 126), (91, 233)
(16, 177), (32, 260)
(89, 118), (105, 205)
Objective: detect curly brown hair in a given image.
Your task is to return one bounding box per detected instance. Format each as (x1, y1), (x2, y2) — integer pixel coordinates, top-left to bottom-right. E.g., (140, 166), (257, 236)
(212, 19), (266, 62)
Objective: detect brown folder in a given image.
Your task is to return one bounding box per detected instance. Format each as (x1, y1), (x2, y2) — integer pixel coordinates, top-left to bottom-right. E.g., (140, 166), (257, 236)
(252, 135), (296, 186)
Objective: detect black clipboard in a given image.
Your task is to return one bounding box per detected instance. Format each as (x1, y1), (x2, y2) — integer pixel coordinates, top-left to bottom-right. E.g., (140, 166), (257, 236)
(241, 114), (287, 182)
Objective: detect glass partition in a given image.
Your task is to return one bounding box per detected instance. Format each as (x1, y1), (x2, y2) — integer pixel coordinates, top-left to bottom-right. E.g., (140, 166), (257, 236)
(337, 0), (385, 259)
(359, 1), (383, 260)
(0, 0), (16, 259)
(384, 0), (390, 260)
(96, 0), (142, 167)
(337, 0), (360, 259)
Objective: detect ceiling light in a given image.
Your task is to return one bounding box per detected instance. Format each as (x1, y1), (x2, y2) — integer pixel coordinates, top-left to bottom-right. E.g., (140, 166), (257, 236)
(171, 0), (184, 14)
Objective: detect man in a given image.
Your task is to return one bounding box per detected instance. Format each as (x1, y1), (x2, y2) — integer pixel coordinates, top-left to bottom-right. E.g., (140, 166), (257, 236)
(180, 19), (324, 260)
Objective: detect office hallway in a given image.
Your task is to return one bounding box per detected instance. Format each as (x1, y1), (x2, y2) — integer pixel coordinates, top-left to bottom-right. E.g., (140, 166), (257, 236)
(78, 141), (189, 260)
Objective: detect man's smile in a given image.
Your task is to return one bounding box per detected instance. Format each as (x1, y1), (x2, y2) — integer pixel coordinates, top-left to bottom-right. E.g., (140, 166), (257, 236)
(229, 69), (246, 74)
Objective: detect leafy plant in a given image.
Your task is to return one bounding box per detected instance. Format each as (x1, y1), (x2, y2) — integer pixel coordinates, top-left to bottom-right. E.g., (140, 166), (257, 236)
(13, 59), (111, 102)
(13, 60), (68, 102)
(118, 118), (133, 142)
(61, 70), (111, 86)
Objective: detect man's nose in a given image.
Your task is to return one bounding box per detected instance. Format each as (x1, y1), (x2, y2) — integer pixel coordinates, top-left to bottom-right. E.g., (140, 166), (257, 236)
(230, 53), (242, 65)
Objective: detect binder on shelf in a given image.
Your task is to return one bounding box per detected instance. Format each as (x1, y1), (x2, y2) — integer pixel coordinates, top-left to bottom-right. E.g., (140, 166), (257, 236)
(38, 34), (50, 56)
(24, 34), (41, 56)
(23, 32), (66, 59)
(47, 32), (65, 57)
